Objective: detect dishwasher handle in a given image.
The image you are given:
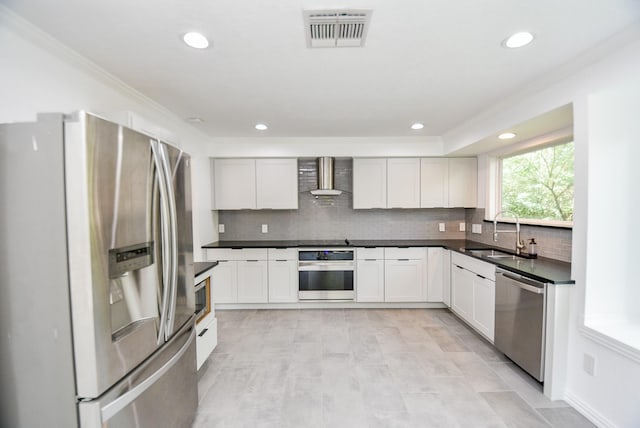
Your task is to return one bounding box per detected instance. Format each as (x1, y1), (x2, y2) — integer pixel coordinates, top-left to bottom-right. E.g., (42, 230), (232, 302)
(497, 270), (545, 295)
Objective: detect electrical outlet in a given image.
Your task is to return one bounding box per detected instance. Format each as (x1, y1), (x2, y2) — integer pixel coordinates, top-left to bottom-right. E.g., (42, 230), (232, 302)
(583, 353), (596, 376)
(439, 223), (446, 232)
(472, 224), (482, 234)
(261, 224), (268, 233)
(218, 224), (225, 233)
(459, 222), (466, 232)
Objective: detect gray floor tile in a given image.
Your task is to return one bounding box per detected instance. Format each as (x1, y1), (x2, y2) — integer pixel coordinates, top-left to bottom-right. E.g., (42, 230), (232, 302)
(481, 391), (552, 428)
(537, 407), (597, 428)
(199, 309), (585, 428)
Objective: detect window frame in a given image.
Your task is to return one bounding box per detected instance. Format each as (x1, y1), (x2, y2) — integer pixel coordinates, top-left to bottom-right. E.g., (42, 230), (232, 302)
(486, 131), (574, 228)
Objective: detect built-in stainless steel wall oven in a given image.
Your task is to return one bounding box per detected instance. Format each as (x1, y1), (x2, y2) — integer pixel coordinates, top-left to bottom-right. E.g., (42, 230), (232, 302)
(298, 249), (354, 300)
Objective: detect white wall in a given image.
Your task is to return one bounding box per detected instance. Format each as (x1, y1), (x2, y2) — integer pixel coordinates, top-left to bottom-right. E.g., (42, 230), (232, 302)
(206, 136), (444, 158)
(0, 7), (217, 258)
(443, 30), (640, 428)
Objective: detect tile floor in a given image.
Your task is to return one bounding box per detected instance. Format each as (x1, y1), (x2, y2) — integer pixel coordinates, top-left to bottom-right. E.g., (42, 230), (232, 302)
(194, 309), (594, 428)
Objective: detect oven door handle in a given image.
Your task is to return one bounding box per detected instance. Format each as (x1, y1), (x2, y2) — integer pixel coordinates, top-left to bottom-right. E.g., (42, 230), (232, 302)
(298, 263), (354, 272)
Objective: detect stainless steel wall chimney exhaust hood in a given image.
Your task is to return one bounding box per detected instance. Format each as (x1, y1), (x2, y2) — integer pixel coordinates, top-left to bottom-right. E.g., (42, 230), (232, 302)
(310, 157), (342, 196)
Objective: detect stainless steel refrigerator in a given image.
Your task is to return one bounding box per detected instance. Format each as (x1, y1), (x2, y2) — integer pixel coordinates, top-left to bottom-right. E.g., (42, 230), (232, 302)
(0, 112), (197, 427)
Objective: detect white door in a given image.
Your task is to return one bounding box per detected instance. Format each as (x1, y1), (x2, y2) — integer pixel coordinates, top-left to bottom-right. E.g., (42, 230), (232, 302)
(353, 158), (387, 209)
(237, 260), (268, 303)
(256, 158), (298, 209)
(426, 247), (444, 302)
(213, 159), (256, 210)
(472, 275), (495, 341)
(384, 259), (425, 302)
(268, 260), (298, 303)
(387, 158), (421, 208)
(451, 264), (474, 322)
(356, 259), (385, 302)
(420, 158), (448, 208)
(211, 261), (237, 303)
(448, 158), (477, 208)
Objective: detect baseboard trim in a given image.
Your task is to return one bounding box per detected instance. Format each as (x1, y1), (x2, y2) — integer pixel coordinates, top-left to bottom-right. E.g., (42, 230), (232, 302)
(564, 390), (618, 428)
(215, 302), (448, 310)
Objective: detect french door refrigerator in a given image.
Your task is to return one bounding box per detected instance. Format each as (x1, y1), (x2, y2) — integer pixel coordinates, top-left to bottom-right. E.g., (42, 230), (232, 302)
(0, 112), (197, 428)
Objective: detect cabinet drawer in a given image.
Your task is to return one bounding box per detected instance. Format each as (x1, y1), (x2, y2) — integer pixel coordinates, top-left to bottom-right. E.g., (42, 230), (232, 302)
(356, 247), (384, 260)
(267, 248), (298, 261)
(451, 252), (495, 280)
(205, 248), (268, 261)
(384, 247), (427, 260)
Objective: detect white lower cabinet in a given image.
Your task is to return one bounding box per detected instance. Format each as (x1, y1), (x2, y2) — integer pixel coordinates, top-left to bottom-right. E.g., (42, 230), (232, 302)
(206, 249), (268, 304)
(268, 260), (298, 302)
(472, 275), (495, 340)
(237, 260), (268, 303)
(210, 260), (237, 303)
(384, 247), (427, 302)
(451, 264), (474, 320)
(427, 247), (445, 302)
(356, 259), (385, 302)
(196, 316), (217, 370)
(450, 252), (496, 342)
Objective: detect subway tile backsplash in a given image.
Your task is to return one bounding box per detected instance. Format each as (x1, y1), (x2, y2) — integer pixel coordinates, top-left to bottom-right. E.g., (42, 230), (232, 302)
(218, 158), (466, 241)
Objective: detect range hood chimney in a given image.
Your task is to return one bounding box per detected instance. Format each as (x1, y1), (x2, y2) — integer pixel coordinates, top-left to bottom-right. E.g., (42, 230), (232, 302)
(310, 157), (342, 196)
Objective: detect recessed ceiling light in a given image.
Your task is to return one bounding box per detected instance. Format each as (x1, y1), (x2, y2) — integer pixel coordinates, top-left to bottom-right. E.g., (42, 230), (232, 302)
(411, 123), (424, 130)
(499, 132), (516, 140)
(503, 32), (534, 48)
(183, 32), (209, 49)
(255, 123), (268, 131)
(186, 117), (204, 123)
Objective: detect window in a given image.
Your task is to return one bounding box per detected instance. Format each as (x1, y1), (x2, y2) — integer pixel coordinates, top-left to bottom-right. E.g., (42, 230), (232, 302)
(498, 141), (574, 226)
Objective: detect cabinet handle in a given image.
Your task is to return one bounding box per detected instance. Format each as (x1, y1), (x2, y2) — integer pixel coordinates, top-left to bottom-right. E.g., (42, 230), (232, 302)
(455, 265), (464, 270)
(398, 259), (410, 261)
(198, 328), (208, 337)
(364, 259), (377, 261)
(246, 260), (259, 262)
(275, 259), (287, 262)
(476, 274), (486, 279)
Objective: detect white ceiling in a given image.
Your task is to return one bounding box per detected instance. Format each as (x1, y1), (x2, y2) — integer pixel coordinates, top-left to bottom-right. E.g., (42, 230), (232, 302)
(3, 0), (640, 138)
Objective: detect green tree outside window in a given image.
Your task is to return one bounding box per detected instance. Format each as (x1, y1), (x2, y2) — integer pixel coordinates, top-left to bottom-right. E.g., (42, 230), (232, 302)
(501, 142), (574, 223)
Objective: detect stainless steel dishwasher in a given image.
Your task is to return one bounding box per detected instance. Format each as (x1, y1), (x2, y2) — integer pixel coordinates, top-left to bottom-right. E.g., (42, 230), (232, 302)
(494, 268), (547, 382)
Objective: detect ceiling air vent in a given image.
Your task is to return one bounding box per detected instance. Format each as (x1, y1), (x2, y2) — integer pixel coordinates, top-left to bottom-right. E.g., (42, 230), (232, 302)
(303, 9), (373, 48)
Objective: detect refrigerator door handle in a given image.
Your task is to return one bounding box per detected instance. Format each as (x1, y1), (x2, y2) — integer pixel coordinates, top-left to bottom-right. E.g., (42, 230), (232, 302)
(100, 323), (195, 422)
(150, 140), (171, 344)
(158, 143), (180, 338)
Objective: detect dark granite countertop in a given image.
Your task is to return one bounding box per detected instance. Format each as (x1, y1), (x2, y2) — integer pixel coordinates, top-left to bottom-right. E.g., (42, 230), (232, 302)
(202, 239), (573, 284)
(194, 261), (219, 277)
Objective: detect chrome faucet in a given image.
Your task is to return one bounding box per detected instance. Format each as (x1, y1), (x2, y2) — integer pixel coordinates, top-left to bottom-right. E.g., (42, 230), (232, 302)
(493, 210), (525, 255)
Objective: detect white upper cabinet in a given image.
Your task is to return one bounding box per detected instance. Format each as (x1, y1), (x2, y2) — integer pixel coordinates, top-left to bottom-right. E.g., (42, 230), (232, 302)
(420, 158), (449, 208)
(213, 159), (256, 210)
(421, 157), (477, 208)
(256, 158), (298, 209)
(353, 158), (387, 209)
(212, 158), (298, 210)
(387, 158), (421, 208)
(448, 158), (477, 208)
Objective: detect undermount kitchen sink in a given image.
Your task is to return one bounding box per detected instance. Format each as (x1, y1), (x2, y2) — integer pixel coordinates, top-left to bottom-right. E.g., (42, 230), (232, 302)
(466, 248), (525, 260)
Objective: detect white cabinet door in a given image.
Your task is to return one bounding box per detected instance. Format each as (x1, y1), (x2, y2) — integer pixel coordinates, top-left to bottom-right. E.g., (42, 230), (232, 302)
(353, 158), (387, 209)
(210, 260), (237, 303)
(443, 249), (451, 307)
(427, 247), (444, 302)
(387, 158), (421, 208)
(448, 158), (477, 208)
(196, 316), (217, 370)
(472, 275), (495, 341)
(237, 260), (268, 303)
(451, 263), (474, 322)
(268, 260), (298, 303)
(384, 259), (426, 302)
(256, 158), (298, 209)
(356, 259), (385, 302)
(213, 159), (256, 210)
(420, 158), (448, 208)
